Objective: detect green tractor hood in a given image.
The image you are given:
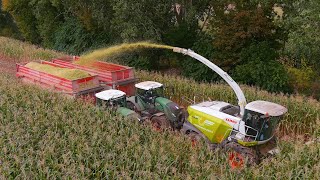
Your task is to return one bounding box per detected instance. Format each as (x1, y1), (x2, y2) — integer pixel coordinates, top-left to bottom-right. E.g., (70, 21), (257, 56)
(117, 107), (141, 121)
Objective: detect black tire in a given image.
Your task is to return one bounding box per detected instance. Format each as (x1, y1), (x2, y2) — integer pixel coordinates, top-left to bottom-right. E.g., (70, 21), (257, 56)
(257, 136), (278, 158)
(188, 132), (217, 150)
(224, 141), (259, 169)
(150, 116), (170, 131)
(189, 132), (203, 147)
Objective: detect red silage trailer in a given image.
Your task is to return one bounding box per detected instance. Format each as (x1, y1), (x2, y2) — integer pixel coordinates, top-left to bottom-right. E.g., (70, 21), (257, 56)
(16, 61), (103, 98)
(52, 56), (136, 96)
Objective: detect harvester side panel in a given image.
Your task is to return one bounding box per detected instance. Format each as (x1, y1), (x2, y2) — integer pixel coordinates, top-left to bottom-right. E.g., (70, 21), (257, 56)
(187, 107), (232, 143)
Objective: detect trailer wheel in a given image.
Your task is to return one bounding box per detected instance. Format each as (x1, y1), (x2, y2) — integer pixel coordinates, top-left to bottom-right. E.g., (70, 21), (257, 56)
(224, 141), (259, 169)
(151, 116), (170, 131)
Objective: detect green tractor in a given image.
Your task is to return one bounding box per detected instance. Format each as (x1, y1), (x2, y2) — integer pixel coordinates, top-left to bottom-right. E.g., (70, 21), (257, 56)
(95, 89), (141, 121)
(126, 81), (185, 130)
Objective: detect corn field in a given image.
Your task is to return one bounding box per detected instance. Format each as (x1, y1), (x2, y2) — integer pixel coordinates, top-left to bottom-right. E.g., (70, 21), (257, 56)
(0, 37), (320, 178)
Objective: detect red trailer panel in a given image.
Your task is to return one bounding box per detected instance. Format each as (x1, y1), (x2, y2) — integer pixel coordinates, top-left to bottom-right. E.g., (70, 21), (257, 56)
(52, 56), (136, 96)
(16, 61), (103, 97)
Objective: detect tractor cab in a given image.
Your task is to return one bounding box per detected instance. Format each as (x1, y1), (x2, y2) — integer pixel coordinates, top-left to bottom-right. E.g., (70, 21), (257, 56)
(127, 81), (185, 129)
(134, 81), (164, 104)
(237, 101), (287, 143)
(95, 89), (127, 109)
(95, 89), (142, 121)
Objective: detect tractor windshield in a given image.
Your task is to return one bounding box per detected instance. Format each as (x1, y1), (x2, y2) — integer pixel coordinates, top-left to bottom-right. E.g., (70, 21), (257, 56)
(137, 87), (164, 99)
(243, 110), (281, 141)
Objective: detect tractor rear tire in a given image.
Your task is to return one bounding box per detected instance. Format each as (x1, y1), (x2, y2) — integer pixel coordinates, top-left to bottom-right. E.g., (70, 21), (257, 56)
(150, 116), (170, 131)
(224, 141), (259, 169)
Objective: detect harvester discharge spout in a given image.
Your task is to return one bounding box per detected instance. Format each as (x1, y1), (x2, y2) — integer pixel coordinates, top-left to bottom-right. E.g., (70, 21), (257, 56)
(173, 47), (247, 116)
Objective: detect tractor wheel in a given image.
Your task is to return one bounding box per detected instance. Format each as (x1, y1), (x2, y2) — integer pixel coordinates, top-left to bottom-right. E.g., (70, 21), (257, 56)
(224, 141), (259, 169)
(150, 116), (170, 131)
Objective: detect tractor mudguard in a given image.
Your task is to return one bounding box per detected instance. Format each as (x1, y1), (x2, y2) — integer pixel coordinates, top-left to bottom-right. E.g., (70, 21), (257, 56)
(117, 107), (137, 117)
(150, 112), (165, 119)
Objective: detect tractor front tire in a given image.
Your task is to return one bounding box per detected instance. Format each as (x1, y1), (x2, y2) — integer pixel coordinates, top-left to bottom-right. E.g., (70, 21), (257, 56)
(224, 141), (259, 169)
(150, 116), (170, 131)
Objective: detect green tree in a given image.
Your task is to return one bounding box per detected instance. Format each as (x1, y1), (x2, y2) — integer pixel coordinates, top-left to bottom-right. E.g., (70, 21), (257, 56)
(0, 1), (20, 38)
(111, 0), (211, 70)
(210, 2), (286, 70)
(284, 0), (320, 70)
(234, 41), (290, 92)
(4, 0), (41, 43)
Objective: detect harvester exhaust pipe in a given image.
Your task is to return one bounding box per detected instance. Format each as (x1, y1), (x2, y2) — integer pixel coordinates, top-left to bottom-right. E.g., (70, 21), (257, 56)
(173, 47), (247, 117)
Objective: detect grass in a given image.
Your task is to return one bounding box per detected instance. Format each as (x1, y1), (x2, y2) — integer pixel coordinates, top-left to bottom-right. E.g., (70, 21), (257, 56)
(0, 37), (63, 62)
(0, 36), (320, 178)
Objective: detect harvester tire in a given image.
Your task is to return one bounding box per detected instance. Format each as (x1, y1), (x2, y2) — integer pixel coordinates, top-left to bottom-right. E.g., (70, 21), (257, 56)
(151, 116), (170, 131)
(188, 132), (217, 150)
(224, 141), (259, 169)
(189, 132), (203, 147)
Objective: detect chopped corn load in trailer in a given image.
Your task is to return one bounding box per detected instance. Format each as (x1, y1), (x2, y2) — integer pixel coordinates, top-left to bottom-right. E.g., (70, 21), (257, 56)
(16, 61), (102, 97)
(52, 56), (136, 96)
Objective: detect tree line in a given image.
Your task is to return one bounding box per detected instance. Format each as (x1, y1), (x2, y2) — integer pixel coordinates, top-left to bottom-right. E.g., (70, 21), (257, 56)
(0, 0), (319, 99)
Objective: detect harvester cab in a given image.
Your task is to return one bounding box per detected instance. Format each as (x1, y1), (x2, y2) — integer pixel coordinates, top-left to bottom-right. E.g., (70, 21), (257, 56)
(239, 101), (287, 143)
(95, 89), (141, 121)
(127, 81), (185, 129)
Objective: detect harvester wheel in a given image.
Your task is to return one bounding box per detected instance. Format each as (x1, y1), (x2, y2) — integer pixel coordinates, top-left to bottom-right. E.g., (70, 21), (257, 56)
(189, 132), (203, 148)
(224, 141), (259, 169)
(151, 116), (170, 131)
(257, 136), (279, 158)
